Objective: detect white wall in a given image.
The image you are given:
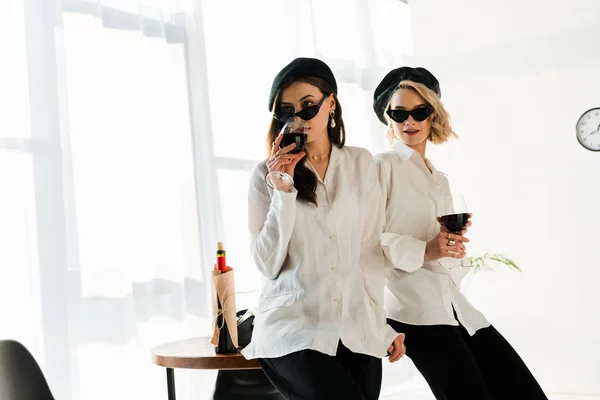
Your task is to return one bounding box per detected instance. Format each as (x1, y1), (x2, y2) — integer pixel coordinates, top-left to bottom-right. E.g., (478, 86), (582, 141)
(399, 0), (600, 396)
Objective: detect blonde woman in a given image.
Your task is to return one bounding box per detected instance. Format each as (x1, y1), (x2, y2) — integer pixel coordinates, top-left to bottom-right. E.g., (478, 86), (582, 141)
(373, 67), (547, 399)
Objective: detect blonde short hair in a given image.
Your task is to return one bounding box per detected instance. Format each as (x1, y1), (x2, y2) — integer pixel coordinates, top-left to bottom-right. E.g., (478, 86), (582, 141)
(385, 80), (457, 144)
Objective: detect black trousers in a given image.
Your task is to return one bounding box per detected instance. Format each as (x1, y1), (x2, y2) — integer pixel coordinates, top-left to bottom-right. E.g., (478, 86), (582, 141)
(387, 318), (548, 400)
(258, 341), (382, 400)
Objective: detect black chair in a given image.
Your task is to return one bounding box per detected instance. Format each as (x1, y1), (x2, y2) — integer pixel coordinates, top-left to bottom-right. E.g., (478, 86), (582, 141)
(0, 340), (55, 400)
(212, 310), (284, 400)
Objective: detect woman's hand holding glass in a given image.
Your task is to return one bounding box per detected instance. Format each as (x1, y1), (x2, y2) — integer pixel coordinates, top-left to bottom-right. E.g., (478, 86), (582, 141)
(425, 229), (469, 261)
(431, 193), (474, 267)
(266, 132), (306, 191)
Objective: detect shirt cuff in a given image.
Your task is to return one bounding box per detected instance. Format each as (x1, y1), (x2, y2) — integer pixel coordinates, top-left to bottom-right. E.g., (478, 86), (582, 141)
(271, 186), (298, 206)
(381, 232), (428, 273)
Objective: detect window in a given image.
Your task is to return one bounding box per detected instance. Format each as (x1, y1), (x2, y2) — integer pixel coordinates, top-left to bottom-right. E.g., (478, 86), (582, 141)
(59, 12), (206, 399)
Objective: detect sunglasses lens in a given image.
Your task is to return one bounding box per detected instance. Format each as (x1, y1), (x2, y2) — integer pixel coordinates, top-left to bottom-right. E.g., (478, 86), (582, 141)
(388, 110), (409, 123)
(297, 106), (319, 121)
(412, 107), (432, 121)
(274, 111), (293, 123)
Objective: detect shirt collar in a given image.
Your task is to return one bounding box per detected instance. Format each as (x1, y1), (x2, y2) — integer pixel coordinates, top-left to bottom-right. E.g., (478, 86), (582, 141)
(390, 139), (415, 162)
(391, 139), (446, 185)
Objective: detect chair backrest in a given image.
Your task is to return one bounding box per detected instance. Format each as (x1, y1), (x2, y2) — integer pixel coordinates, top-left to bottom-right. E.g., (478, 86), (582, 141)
(0, 340), (55, 400)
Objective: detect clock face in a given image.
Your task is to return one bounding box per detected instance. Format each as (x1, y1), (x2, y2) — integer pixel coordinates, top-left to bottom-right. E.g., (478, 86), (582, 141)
(576, 108), (600, 151)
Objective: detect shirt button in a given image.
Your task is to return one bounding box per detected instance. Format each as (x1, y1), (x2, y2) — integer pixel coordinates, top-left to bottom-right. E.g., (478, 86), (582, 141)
(333, 297), (339, 303)
(331, 265), (337, 271)
(329, 234), (336, 241)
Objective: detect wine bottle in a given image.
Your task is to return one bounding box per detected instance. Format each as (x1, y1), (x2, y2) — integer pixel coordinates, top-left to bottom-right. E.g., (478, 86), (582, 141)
(214, 242), (236, 353)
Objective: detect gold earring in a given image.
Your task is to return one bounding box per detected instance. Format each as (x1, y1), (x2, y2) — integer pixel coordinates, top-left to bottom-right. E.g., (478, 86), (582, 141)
(330, 109), (336, 128)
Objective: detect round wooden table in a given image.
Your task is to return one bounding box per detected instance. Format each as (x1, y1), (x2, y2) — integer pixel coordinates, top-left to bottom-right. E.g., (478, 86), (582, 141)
(151, 336), (260, 400)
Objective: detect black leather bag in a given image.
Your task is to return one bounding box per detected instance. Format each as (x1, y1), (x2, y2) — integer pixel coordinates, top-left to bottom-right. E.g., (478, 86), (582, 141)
(236, 308), (255, 348)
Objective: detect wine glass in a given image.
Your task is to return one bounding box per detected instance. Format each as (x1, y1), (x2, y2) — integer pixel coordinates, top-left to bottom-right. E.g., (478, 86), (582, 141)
(438, 192), (472, 268)
(266, 117), (308, 191)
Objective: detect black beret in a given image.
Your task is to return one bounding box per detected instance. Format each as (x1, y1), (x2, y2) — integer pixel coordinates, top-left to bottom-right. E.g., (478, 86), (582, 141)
(373, 66), (441, 124)
(268, 57), (337, 111)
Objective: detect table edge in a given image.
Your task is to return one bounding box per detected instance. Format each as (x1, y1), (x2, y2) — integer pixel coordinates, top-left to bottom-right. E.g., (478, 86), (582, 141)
(151, 352), (262, 370)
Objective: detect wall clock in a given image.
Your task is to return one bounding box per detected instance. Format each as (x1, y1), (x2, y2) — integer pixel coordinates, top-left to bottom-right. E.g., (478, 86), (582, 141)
(576, 108), (600, 151)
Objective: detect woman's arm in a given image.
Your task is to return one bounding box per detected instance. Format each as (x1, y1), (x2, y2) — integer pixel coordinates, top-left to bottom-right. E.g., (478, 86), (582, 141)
(248, 163), (297, 280)
(360, 155), (401, 348)
(376, 156), (428, 273)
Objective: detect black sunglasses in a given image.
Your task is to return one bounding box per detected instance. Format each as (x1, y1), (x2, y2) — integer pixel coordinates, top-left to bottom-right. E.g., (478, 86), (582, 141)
(386, 106), (433, 123)
(274, 95), (327, 123)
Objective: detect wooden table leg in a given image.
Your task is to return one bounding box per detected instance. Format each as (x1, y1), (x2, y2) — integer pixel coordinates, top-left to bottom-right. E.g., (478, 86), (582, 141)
(166, 368), (176, 400)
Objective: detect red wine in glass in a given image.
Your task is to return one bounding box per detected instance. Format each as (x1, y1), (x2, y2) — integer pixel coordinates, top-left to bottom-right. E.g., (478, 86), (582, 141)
(440, 213), (470, 234)
(281, 132), (307, 154)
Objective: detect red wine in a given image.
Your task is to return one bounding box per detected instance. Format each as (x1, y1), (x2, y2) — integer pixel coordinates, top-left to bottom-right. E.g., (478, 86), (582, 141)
(280, 133), (307, 154)
(440, 213), (469, 233)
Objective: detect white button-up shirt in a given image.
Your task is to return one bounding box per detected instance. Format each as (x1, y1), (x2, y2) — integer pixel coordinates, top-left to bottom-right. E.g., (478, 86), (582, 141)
(375, 141), (490, 336)
(242, 145), (398, 360)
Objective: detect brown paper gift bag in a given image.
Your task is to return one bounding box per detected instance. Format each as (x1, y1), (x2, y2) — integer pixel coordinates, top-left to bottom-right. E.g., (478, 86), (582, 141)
(211, 266), (238, 352)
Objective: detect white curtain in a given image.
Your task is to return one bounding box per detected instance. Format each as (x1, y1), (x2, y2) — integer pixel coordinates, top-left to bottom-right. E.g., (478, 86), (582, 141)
(0, 0), (421, 399)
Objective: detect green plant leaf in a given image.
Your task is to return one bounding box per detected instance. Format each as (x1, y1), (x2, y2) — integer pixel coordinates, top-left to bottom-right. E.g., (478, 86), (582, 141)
(468, 252), (522, 272)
